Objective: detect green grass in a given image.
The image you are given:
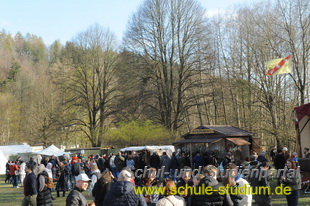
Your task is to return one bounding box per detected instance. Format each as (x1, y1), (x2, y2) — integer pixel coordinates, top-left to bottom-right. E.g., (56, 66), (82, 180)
(0, 175), (93, 206)
(1, 175), (310, 205)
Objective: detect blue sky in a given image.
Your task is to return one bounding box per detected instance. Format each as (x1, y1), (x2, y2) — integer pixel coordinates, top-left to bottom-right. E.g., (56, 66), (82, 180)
(0, 0), (249, 46)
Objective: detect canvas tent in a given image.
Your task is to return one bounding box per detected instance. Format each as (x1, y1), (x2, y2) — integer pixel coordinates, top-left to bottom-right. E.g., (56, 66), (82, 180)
(0, 144), (32, 159)
(120, 145), (175, 156)
(36, 145), (70, 156)
(0, 149), (8, 174)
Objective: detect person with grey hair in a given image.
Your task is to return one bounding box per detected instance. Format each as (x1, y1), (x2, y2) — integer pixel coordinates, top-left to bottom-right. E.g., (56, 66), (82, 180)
(257, 151), (268, 164)
(103, 169), (147, 206)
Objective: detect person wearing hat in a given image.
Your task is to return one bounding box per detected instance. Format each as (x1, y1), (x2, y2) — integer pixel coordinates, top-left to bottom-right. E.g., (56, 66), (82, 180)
(66, 173), (91, 206)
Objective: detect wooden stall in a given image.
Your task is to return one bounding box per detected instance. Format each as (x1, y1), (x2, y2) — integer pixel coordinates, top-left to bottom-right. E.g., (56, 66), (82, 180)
(173, 125), (260, 164)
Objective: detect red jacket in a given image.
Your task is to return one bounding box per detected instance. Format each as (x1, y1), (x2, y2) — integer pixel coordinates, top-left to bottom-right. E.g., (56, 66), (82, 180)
(9, 164), (19, 176)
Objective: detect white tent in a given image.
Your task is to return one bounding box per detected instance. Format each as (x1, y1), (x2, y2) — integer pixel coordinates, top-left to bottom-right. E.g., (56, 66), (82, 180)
(120, 145), (175, 156)
(0, 144), (32, 159)
(36, 145), (70, 156)
(120, 145), (175, 152)
(0, 149), (8, 174)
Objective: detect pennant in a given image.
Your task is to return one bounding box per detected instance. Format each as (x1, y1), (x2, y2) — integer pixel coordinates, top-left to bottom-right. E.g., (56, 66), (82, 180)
(266, 55), (292, 76)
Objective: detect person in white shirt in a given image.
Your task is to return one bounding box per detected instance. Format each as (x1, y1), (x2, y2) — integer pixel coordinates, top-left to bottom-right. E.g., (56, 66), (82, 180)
(19, 161), (26, 187)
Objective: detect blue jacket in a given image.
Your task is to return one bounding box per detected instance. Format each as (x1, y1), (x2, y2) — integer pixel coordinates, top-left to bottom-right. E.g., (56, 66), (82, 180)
(23, 172), (38, 196)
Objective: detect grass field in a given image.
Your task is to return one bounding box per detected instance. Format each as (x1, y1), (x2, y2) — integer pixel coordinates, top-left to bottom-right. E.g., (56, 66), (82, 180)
(1, 175), (310, 205)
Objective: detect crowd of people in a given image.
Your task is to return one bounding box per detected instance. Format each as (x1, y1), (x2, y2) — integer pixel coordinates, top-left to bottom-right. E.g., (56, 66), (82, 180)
(3, 146), (309, 206)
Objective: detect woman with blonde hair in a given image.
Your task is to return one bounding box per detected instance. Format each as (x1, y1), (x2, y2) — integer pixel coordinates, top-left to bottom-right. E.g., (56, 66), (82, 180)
(87, 163), (101, 196)
(36, 164), (53, 206)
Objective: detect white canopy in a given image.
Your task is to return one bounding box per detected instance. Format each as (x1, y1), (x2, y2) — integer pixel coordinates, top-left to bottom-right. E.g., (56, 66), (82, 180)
(0, 144), (32, 159)
(0, 149), (8, 174)
(120, 145), (175, 153)
(36, 144), (70, 156)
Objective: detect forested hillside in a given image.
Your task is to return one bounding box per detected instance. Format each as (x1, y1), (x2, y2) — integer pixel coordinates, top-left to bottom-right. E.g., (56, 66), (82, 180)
(0, 0), (308, 150)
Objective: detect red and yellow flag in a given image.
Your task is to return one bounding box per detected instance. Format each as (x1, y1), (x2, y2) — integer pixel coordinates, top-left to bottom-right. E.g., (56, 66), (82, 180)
(266, 55), (292, 76)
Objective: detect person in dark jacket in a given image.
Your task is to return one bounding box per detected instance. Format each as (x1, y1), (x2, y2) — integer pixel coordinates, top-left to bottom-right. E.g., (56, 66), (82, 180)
(177, 166), (193, 204)
(170, 152), (179, 180)
(71, 160), (81, 185)
(257, 152), (268, 164)
(114, 152), (126, 178)
(56, 162), (68, 197)
(303, 148), (310, 158)
(36, 164), (53, 206)
(182, 153), (191, 168)
(269, 146), (277, 161)
(103, 169), (147, 206)
(190, 165), (233, 206)
(274, 149), (285, 170)
(150, 152), (160, 169)
(192, 151), (204, 169)
(22, 163), (38, 206)
(92, 170), (115, 206)
(66, 173), (91, 206)
(97, 157), (106, 173)
(249, 162), (272, 206)
(160, 152), (172, 178)
(222, 152), (232, 169)
(203, 152), (217, 166)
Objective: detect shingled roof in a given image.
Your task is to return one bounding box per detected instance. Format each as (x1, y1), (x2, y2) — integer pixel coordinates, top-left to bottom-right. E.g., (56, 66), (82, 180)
(181, 125), (253, 139)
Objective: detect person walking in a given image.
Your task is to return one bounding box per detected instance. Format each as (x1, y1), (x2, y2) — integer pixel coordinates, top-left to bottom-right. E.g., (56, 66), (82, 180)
(36, 164), (53, 206)
(56, 162), (68, 197)
(10, 161), (20, 188)
(22, 163), (38, 206)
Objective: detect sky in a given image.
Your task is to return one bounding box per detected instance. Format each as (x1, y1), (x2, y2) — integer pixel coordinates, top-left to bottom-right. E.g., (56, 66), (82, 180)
(0, 0), (249, 46)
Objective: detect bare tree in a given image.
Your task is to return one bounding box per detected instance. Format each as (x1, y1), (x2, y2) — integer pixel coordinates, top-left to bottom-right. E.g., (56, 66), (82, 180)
(62, 24), (119, 147)
(124, 0), (208, 131)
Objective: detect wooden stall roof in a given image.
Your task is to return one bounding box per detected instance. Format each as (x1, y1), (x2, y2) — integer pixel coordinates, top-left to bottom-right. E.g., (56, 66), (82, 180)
(173, 137), (222, 145)
(182, 125), (253, 139)
(226, 138), (251, 146)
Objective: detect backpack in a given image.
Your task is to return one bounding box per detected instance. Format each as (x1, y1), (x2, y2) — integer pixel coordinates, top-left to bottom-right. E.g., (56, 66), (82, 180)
(46, 177), (54, 189)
